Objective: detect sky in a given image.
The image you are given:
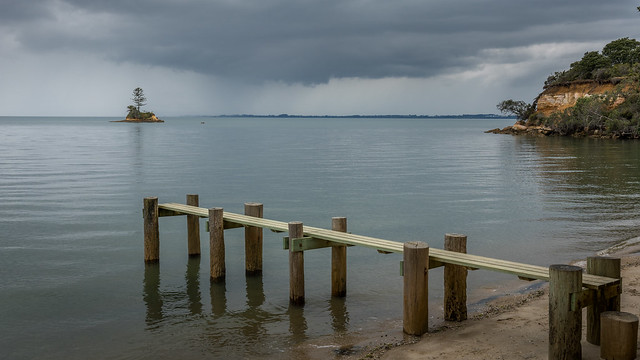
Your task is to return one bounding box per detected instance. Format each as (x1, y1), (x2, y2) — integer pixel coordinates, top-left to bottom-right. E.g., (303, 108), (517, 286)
(0, 0), (638, 117)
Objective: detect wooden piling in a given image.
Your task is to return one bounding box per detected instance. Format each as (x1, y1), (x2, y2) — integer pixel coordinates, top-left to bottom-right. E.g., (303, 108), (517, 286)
(244, 203), (264, 276)
(143, 197), (160, 262)
(587, 256), (620, 345)
(289, 221), (305, 305)
(600, 311), (639, 360)
(548, 264), (582, 360)
(331, 217), (347, 297)
(186, 194), (201, 257)
(444, 233), (467, 321)
(403, 241), (429, 336)
(586, 256), (621, 345)
(209, 208), (225, 282)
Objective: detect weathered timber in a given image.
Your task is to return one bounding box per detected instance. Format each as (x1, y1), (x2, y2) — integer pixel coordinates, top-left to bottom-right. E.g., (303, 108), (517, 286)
(549, 264), (582, 360)
(600, 311), (639, 360)
(403, 241), (429, 336)
(244, 203), (263, 275)
(156, 202), (620, 291)
(444, 233), (467, 322)
(331, 217), (347, 297)
(209, 208), (225, 282)
(289, 222), (305, 305)
(186, 194), (200, 257)
(586, 256), (621, 345)
(143, 197), (159, 262)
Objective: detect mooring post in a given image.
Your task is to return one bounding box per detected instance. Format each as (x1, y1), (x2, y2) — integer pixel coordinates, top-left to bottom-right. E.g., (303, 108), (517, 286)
(331, 217), (347, 297)
(289, 221), (305, 305)
(403, 241), (429, 336)
(186, 194), (201, 257)
(549, 264), (582, 360)
(444, 233), (467, 321)
(244, 202), (264, 276)
(586, 256), (621, 345)
(601, 311), (639, 360)
(209, 208), (225, 282)
(143, 197), (160, 262)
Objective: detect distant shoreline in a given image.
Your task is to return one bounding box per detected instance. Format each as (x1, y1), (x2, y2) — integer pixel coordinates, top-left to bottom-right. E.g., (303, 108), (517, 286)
(210, 113), (515, 119)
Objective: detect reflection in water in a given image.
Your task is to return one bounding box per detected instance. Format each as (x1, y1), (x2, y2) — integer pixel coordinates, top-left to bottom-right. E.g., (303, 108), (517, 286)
(287, 304), (308, 344)
(210, 278), (227, 317)
(517, 136), (640, 250)
(240, 275), (267, 340)
(143, 263), (163, 327)
(329, 297), (349, 333)
(245, 275), (265, 308)
(186, 257), (202, 315)
(141, 256), (346, 357)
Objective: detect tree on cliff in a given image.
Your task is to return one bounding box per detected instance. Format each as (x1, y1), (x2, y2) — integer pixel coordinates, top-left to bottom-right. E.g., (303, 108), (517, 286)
(496, 99), (535, 122)
(602, 38), (640, 65)
(132, 87), (147, 111)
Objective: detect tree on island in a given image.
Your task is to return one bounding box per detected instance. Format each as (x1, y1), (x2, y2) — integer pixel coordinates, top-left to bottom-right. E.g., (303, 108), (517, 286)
(125, 87), (161, 122)
(132, 87), (147, 111)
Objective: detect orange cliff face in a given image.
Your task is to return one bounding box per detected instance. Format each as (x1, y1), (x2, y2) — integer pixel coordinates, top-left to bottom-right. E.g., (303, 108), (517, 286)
(535, 80), (628, 116)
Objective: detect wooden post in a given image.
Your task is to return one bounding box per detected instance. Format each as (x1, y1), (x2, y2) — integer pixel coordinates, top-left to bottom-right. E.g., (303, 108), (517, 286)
(209, 208), (225, 282)
(548, 264), (582, 360)
(186, 194), (201, 257)
(289, 221), (305, 305)
(244, 202), (263, 276)
(331, 217), (347, 297)
(143, 197), (159, 262)
(586, 256), (621, 345)
(444, 233), (467, 321)
(601, 311), (639, 360)
(403, 241), (429, 336)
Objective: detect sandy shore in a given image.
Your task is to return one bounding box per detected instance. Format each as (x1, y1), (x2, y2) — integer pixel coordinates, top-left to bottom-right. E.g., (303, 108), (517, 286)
(286, 242), (640, 360)
(374, 255), (640, 360)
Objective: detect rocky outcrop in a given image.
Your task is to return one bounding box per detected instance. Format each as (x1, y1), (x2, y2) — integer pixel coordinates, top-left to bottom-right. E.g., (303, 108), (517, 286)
(113, 114), (164, 123)
(535, 79), (626, 116)
(485, 124), (556, 136)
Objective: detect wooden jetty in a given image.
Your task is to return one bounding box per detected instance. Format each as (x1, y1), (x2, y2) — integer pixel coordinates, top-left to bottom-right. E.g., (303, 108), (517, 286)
(143, 196), (622, 358)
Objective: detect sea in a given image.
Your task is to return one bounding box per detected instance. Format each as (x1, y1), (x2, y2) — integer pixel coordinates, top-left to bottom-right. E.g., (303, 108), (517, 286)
(1, 116), (639, 359)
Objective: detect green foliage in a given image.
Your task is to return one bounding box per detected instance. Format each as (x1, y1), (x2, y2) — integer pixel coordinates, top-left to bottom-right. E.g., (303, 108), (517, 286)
(544, 38), (640, 87)
(132, 87), (147, 111)
(126, 87), (156, 120)
(126, 104), (155, 120)
(496, 99), (535, 121)
(602, 38), (640, 65)
(569, 51), (611, 80)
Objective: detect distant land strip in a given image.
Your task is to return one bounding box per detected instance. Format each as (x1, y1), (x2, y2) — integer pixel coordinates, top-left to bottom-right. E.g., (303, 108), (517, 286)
(209, 114), (515, 119)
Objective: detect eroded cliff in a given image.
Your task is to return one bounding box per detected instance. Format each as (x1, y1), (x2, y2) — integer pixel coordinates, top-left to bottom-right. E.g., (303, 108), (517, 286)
(535, 79), (626, 115)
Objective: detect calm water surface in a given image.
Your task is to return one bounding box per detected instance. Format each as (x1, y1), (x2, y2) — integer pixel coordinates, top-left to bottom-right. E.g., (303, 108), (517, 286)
(1, 116), (639, 359)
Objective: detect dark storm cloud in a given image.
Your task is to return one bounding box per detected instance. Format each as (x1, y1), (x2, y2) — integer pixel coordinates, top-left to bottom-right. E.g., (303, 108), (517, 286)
(4, 0), (638, 84)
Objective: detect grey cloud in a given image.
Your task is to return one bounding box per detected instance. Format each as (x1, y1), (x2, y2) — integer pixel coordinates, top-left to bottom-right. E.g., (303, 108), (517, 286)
(5, 0), (639, 84)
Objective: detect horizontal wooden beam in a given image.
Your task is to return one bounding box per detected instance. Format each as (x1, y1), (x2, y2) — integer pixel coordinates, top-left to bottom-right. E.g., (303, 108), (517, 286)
(283, 236), (352, 252)
(570, 289), (595, 311)
(604, 283), (622, 300)
(158, 208), (182, 217)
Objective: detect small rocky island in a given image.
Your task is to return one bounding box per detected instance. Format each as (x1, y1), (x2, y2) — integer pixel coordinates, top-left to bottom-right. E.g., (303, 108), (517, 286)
(489, 37), (640, 139)
(113, 87), (164, 123)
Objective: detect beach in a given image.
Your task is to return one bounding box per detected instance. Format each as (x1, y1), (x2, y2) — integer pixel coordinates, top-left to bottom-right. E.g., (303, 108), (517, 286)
(285, 246), (640, 360)
(374, 254), (640, 360)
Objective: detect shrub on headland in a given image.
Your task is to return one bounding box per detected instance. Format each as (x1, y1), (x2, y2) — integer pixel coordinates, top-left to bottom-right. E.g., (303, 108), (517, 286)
(497, 37), (640, 138)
